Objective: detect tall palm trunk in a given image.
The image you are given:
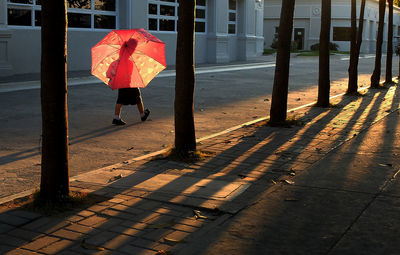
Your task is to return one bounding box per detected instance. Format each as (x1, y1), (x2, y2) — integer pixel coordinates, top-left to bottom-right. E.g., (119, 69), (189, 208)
(371, 0), (386, 87)
(269, 0), (296, 125)
(385, 0), (394, 83)
(174, 0), (196, 152)
(40, 0), (70, 201)
(317, 0), (331, 107)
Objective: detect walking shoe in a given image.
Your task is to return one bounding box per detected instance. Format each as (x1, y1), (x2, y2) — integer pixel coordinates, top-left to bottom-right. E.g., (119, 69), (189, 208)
(112, 118), (126, 125)
(141, 109), (150, 121)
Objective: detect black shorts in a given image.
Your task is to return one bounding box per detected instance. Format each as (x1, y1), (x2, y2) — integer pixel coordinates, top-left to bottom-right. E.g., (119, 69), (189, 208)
(116, 88), (141, 105)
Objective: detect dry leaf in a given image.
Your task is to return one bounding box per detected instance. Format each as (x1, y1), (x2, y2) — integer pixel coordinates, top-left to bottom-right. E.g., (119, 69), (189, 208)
(81, 239), (105, 251)
(193, 210), (208, 219)
(282, 179), (295, 185)
(157, 250), (173, 255)
(285, 198), (299, 202)
(164, 237), (187, 244)
(108, 173), (123, 183)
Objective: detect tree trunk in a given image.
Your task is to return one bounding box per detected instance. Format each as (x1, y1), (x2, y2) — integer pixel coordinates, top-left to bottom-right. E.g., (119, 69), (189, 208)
(174, 0), (196, 152)
(317, 0), (331, 107)
(269, 0), (296, 125)
(40, 0), (70, 201)
(371, 0), (386, 87)
(347, 0), (358, 93)
(385, 0), (393, 83)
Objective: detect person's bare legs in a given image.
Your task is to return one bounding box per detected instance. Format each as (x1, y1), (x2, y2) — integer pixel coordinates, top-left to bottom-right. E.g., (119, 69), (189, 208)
(137, 97), (150, 121)
(114, 103), (122, 117)
(137, 100), (144, 115)
(112, 103), (126, 125)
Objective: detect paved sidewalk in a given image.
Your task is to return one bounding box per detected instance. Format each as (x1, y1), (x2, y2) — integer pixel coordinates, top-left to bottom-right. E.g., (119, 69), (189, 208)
(1, 83), (400, 254)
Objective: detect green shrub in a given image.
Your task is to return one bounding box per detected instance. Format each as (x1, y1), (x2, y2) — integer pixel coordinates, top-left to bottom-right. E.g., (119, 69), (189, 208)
(310, 42), (339, 51)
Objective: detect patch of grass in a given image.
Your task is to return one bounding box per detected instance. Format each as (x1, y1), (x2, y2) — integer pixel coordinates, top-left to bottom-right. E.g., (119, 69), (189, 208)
(332, 51), (350, 54)
(263, 48), (276, 55)
(154, 148), (215, 163)
(296, 51), (319, 56)
(1, 190), (107, 216)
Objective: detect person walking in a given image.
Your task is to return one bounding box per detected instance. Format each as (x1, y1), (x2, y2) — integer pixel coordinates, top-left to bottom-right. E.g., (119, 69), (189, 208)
(112, 87), (150, 125)
(107, 59), (150, 125)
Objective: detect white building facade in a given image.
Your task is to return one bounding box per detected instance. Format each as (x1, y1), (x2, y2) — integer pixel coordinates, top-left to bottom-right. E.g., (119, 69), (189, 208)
(0, 0), (264, 77)
(264, 0), (400, 53)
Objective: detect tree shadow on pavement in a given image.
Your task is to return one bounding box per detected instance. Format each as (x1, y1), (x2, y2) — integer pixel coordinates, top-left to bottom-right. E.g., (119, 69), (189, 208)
(1, 85), (400, 254)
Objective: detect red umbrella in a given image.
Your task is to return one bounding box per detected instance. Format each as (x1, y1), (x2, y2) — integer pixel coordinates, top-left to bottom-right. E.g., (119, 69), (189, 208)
(91, 29), (166, 90)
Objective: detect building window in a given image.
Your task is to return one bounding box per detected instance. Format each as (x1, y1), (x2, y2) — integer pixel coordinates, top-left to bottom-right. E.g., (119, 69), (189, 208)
(7, 0), (117, 30)
(333, 27), (352, 41)
(228, 0), (237, 34)
(148, 0), (207, 33)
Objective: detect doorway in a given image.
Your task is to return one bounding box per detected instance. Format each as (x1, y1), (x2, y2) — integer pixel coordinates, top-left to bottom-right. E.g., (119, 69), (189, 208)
(294, 28), (305, 50)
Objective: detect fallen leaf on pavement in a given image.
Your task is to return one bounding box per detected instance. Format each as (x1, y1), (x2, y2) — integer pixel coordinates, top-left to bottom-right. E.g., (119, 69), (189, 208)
(164, 237), (187, 244)
(193, 210), (212, 220)
(284, 198), (299, 202)
(281, 179), (295, 185)
(108, 174), (123, 183)
(81, 239), (105, 251)
(157, 250), (173, 255)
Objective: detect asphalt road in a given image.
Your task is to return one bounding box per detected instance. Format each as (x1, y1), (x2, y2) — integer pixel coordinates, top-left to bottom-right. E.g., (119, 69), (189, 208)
(0, 53), (396, 199)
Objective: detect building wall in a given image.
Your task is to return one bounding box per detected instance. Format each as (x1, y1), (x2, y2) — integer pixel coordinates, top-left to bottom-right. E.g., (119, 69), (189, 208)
(263, 0), (400, 53)
(0, 0), (264, 76)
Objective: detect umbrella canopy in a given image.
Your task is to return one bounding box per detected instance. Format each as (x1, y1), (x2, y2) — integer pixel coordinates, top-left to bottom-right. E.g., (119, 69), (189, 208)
(91, 29), (166, 90)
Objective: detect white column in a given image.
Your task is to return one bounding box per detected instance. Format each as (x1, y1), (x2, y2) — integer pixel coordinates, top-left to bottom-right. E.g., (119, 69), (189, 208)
(0, 0), (13, 76)
(207, 0), (230, 63)
(237, 0), (263, 60)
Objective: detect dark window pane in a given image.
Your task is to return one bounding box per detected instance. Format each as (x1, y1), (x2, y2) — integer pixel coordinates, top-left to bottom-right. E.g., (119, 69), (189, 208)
(149, 18), (157, 30)
(160, 0), (176, 2)
(67, 0), (90, 9)
(8, 8), (31, 26)
(160, 5), (175, 16)
(34, 10), (41, 26)
(229, 12), (235, 22)
(159, 19), (175, 31)
(228, 24), (235, 34)
(36, 0), (41, 5)
(149, 4), (157, 15)
(229, 0), (236, 10)
(333, 27), (351, 41)
(197, 0), (206, 6)
(95, 14), (115, 29)
(196, 9), (205, 19)
(68, 12), (91, 28)
(95, 0), (115, 11)
(8, 0), (32, 4)
(195, 22), (205, 32)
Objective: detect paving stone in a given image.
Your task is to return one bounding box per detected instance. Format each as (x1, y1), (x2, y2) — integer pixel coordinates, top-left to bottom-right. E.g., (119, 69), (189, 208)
(78, 215), (108, 227)
(102, 233), (137, 250)
(0, 213), (32, 227)
(21, 217), (54, 232)
(109, 225), (145, 237)
(85, 231), (118, 246)
(51, 229), (84, 240)
(0, 233), (27, 247)
(65, 223), (97, 235)
(0, 223), (15, 234)
(142, 228), (173, 242)
(7, 228), (43, 241)
(8, 210), (41, 221)
(4, 248), (40, 255)
(38, 239), (74, 254)
(130, 238), (158, 250)
(118, 244), (156, 255)
(77, 210), (95, 217)
(21, 236), (59, 251)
